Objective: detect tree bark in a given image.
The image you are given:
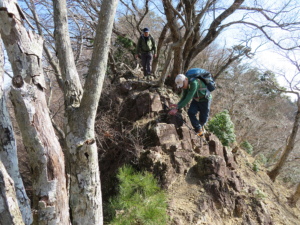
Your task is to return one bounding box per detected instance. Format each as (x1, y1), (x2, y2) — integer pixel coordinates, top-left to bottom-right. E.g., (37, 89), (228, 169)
(0, 1), (70, 224)
(171, 46), (184, 85)
(152, 24), (169, 75)
(0, 160), (25, 225)
(51, 0), (119, 224)
(53, 0), (83, 108)
(268, 109), (300, 181)
(158, 45), (173, 87)
(289, 183), (300, 206)
(0, 34), (32, 225)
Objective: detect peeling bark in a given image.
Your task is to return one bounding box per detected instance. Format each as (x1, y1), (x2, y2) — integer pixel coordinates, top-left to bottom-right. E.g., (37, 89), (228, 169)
(0, 34), (32, 224)
(62, 0), (119, 224)
(0, 160), (25, 225)
(0, 1), (70, 224)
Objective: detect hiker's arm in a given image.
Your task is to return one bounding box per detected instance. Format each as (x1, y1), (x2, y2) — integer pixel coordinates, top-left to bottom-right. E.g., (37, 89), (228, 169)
(177, 82), (197, 109)
(177, 89), (187, 107)
(153, 38), (157, 55)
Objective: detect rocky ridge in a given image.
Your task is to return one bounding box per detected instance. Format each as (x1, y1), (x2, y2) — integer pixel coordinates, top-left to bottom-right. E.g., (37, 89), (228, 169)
(102, 77), (300, 225)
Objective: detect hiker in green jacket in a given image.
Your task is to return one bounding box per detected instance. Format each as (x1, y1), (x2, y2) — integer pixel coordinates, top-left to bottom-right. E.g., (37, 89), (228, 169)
(169, 74), (212, 137)
(135, 27), (157, 77)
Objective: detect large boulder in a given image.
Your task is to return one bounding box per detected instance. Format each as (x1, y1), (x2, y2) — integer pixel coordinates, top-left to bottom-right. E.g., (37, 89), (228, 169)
(136, 92), (163, 117)
(149, 123), (179, 146)
(207, 133), (224, 158)
(195, 155), (226, 178)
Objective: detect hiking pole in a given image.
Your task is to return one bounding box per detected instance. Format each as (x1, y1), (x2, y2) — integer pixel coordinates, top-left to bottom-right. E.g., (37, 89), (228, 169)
(163, 103), (208, 145)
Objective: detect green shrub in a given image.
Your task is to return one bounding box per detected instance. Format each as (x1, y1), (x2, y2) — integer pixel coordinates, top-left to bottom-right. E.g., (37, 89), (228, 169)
(252, 161), (260, 173)
(241, 140), (253, 155)
(107, 165), (169, 225)
(207, 110), (236, 146)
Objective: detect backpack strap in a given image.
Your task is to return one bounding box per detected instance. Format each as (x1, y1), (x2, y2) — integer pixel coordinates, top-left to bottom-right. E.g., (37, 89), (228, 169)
(192, 79), (207, 100)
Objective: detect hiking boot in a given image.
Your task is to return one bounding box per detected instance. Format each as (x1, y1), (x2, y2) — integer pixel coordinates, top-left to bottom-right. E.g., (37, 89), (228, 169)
(196, 129), (204, 137)
(201, 127), (206, 135)
(196, 127), (205, 137)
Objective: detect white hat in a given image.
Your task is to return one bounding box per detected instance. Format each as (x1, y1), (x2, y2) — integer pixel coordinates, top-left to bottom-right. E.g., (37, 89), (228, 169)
(175, 74), (186, 88)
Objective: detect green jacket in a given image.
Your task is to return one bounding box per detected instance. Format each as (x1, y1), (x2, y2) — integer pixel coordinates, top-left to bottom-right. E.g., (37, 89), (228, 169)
(136, 34), (157, 54)
(177, 78), (212, 109)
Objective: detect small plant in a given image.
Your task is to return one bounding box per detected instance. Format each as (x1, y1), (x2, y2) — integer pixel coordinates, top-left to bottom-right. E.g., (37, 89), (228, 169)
(254, 189), (266, 200)
(207, 110), (236, 146)
(107, 165), (169, 225)
(241, 140), (253, 155)
(245, 160), (251, 167)
(256, 153), (267, 166)
(252, 161), (260, 173)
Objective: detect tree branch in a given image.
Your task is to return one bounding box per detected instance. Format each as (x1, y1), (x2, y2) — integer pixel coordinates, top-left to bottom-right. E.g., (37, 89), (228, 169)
(53, 0), (83, 108)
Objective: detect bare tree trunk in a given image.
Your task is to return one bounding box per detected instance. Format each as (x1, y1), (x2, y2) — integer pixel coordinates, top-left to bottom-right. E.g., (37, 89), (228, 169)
(268, 109), (300, 181)
(0, 160), (25, 225)
(52, 0), (119, 224)
(289, 183), (300, 206)
(158, 46), (173, 87)
(0, 1), (70, 224)
(0, 35), (32, 225)
(152, 24), (168, 75)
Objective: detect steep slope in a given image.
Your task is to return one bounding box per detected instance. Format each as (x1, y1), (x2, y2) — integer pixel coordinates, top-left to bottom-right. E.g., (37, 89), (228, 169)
(98, 77), (300, 224)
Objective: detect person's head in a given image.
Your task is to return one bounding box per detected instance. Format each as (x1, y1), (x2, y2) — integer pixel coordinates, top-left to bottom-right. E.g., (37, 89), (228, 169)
(143, 27), (149, 37)
(175, 74), (188, 89)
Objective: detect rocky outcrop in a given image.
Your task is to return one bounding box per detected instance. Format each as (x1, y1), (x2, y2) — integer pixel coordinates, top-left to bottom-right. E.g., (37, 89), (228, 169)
(102, 80), (299, 225)
(140, 119), (275, 225)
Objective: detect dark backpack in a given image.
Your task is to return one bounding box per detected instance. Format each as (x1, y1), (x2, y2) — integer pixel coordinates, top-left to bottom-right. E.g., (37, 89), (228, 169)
(186, 68), (216, 93)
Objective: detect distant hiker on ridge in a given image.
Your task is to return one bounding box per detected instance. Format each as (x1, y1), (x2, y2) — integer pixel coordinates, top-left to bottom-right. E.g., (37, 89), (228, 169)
(135, 27), (157, 78)
(169, 68), (215, 137)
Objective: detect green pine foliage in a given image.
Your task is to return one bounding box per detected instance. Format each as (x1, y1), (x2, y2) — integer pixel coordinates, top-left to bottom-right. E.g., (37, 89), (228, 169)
(252, 161), (260, 173)
(207, 110), (236, 146)
(241, 140), (253, 155)
(107, 165), (169, 225)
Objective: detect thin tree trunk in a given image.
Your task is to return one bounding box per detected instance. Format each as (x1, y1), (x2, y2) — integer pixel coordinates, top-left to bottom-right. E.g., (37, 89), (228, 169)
(158, 45), (173, 87)
(289, 183), (300, 206)
(268, 109), (300, 181)
(0, 2), (70, 224)
(0, 35), (32, 225)
(0, 160), (25, 225)
(152, 24), (168, 75)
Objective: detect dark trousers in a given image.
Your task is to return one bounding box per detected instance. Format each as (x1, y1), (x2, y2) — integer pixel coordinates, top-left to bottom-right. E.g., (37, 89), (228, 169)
(188, 98), (211, 132)
(141, 52), (153, 76)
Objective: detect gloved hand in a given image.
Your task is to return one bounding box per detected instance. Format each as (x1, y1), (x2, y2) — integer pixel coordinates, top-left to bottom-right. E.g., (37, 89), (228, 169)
(169, 108), (178, 115)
